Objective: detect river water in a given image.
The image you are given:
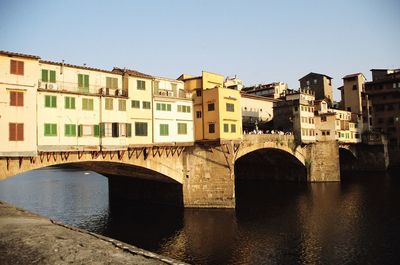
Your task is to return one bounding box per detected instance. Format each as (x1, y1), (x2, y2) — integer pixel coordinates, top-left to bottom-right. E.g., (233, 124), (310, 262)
(0, 167), (399, 265)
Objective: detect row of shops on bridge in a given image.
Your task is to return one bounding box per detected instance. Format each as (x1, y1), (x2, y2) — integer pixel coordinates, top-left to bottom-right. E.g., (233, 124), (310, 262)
(1, 50), (369, 157)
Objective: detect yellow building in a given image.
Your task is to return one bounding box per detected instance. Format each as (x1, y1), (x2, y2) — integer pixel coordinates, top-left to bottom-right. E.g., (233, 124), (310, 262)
(178, 71), (242, 142)
(0, 51), (39, 156)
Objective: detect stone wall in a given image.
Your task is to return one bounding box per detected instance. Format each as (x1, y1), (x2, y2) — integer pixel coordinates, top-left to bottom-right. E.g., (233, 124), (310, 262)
(308, 141), (340, 181)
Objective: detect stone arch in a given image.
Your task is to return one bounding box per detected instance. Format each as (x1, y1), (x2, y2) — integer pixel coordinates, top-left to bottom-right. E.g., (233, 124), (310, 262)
(338, 146), (358, 172)
(0, 151), (184, 184)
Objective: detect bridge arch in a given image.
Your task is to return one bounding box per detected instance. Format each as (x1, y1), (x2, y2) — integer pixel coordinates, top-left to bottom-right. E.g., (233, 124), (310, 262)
(338, 146), (357, 172)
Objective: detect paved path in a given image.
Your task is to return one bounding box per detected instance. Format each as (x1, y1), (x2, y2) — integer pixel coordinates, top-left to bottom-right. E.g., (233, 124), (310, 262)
(0, 201), (187, 265)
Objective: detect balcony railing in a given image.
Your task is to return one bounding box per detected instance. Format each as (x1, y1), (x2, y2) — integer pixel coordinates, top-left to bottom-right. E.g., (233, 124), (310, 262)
(153, 88), (192, 99)
(38, 80), (127, 97)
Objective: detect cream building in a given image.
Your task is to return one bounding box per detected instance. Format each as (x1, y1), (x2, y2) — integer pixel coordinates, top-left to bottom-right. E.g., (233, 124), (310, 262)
(153, 77), (194, 144)
(37, 61), (128, 151)
(240, 93), (276, 131)
(333, 109), (361, 143)
(0, 51), (39, 156)
(112, 68), (153, 146)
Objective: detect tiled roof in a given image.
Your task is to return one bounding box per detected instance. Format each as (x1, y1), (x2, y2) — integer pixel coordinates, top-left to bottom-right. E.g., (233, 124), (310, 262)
(0, 50), (40, 59)
(112, 67), (153, 79)
(40, 60), (118, 74)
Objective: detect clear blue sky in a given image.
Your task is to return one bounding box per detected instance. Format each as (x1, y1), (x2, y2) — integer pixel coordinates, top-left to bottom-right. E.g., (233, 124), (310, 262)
(1, 0), (399, 100)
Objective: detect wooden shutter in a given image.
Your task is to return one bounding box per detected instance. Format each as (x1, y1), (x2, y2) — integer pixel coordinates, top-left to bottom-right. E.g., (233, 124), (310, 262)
(93, 125), (100, 137)
(126, 123), (132, 137)
(17, 124), (23, 140)
(71, 97), (75, 109)
(49, 70), (56, 83)
(42, 70), (48, 82)
(17, 92), (23, 106)
(45, 96), (50, 107)
(52, 96), (57, 107)
(106, 77), (111, 89)
(78, 74), (83, 88)
(10, 60), (17, 74)
(100, 123), (105, 137)
(10, 92), (16, 106)
(17, 61), (24, 75)
(89, 99), (93, 110)
(112, 123), (119, 137)
(9, 123), (16, 140)
(78, 125), (83, 137)
(84, 75), (89, 89)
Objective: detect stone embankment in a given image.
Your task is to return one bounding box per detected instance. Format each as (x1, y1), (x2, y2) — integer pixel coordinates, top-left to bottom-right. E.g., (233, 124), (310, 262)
(0, 201), (187, 265)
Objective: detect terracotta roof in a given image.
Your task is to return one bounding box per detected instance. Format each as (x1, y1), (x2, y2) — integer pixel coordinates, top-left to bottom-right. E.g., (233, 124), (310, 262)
(40, 60), (118, 74)
(299, 72), (333, 80)
(112, 67), (153, 79)
(0, 50), (40, 60)
(343, 73), (365, 79)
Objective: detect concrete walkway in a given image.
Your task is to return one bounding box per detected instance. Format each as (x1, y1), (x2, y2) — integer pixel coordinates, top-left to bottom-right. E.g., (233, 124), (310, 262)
(0, 201), (187, 265)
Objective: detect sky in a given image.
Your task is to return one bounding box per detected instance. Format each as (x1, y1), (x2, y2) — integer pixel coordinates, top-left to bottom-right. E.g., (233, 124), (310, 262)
(1, 0), (399, 100)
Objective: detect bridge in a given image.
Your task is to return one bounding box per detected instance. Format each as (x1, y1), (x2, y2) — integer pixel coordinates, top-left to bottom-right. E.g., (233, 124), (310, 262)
(0, 135), (388, 208)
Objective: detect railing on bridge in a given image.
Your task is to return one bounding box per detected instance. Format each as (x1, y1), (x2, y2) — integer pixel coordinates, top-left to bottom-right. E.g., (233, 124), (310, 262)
(243, 133), (295, 142)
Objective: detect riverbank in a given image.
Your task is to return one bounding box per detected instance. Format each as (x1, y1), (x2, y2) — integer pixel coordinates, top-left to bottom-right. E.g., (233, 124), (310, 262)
(0, 201), (187, 265)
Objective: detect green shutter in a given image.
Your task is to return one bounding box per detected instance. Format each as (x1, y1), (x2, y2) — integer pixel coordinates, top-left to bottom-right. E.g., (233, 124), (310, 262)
(45, 96), (50, 107)
(82, 99), (87, 110)
(167, 104), (171, 111)
(44, 124), (50, 136)
(126, 123), (132, 137)
(100, 123), (105, 137)
(112, 78), (118, 89)
(49, 70), (56, 83)
(94, 125), (100, 137)
(89, 99), (93, 110)
(71, 98), (75, 109)
(78, 74), (83, 88)
(71, 124), (76, 136)
(106, 77), (111, 89)
(84, 75), (89, 89)
(64, 124), (69, 136)
(52, 96), (57, 107)
(78, 125), (83, 137)
(65, 97), (69, 109)
(42, 70), (48, 82)
(52, 124), (57, 136)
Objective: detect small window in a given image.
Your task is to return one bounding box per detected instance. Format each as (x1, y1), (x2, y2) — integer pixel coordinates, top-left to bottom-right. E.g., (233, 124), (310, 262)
(82, 98), (94, 111)
(10, 91), (24, 106)
(44, 123), (57, 136)
(112, 122), (119, 137)
(178, 123), (187, 135)
(294, 106), (298, 112)
(352, 84), (357, 90)
(10, 60), (24, 75)
(45, 95), (57, 108)
(105, 98), (113, 110)
(196, 89), (202, 96)
(78, 124), (94, 137)
(142, 101), (151, 109)
(208, 103), (215, 111)
(223, 123), (229, 133)
(135, 122), (148, 136)
(9, 123), (24, 141)
(41, 69), (56, 83)
(231, 124), (236, 133)
(313, 79), (317, 84)
(131, 100), (140, 108)
(167, 104), (171, 111)
(208, 123), (215, 133)
(160, 124), (169, 136)
(64, 124), (76, 137)
(196, 111), (202, 118)
(78, 74), (89, 92)
(65, 96), (76, 109)
(118, 99), (126, 111)
(106, 77), (118, 89)
(137, 80), (146, 90)
(226, 103), (234, 112)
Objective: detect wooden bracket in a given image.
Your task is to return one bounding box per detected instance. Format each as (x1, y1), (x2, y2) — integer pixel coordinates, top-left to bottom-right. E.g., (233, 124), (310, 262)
(177, 147), (185, 157)
(118, 150), (125, 160)
(109, 151), (116, 160)
(78, 151), (84, 160)
(19, 157), (23, 168)
(30, 157), (36, 164)
(128, 149), (135, 159)
(6, 158), (10, 171)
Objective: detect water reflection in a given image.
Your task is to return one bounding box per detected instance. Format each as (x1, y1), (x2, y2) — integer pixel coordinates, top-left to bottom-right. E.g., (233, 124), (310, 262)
(0, 168), (399, 264)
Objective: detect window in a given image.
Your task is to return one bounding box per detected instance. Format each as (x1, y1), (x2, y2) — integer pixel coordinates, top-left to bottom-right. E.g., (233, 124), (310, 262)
(208, 103), (215, 111)
(306, 80), (310, 86)
(112, 122), (119, 137)
(10, 91), (24, 106)
(78, 74), (89, 92)
(10, 60), (24, 75)
(106, 77), (118, 89)
(78, 125), (95, 137)
(226, 103), (234, 112)
(160, 124), (169, 136)
(294, 106), (298, 112)
(178, 123), (187, 135)
(142, 101), (151, 109)
(154, 81), (160, 91)
(209, 123), (215, 133)
(231, 124), (236, 133)
(224, 123), (229, 133)
(313, 79), (317, 84)
(137, 80), (146, 90)
(9, 123), (24, 141)
(321, 116), (327, 122)
(105, 98), (113, 110)
(131, 100), (140, 108)
(196, 89), (202, 96)
(65, 96), (76, 109)
(178, 105), (191, 113)
(94, 124), (100, 137)
(41, 69), (56, 83)
(156, 103), (171, 111)
(119, 123), (127, 137)
(82, 98), (94, 110)
(44, 123), (57, 136)
(126, 124), (132, 137)
(135, 122), (148, 136)
(196, 111), (202, 118)
(347, 107), (351, 112)
(118, 99), (126, 111)
(64, 124), (76, 137)
(45, 95), (57, 108)
(352, 84), (357, 90)
(102, 123), (112, 137)
(171, 83), (177, 91)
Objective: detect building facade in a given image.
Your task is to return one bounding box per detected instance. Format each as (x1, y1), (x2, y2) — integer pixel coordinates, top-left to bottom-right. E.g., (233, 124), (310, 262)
(0, 51), (39, 156)
(365, 69), (400, 146)
(242, 82), (288, 99)
(240, 93), (276, 131)
(299, 72), (333, 105)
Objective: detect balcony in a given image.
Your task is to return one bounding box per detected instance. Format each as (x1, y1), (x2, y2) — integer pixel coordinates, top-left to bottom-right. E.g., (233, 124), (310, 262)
(153, 88), (192, 99)
(38, 80), (127, 97)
